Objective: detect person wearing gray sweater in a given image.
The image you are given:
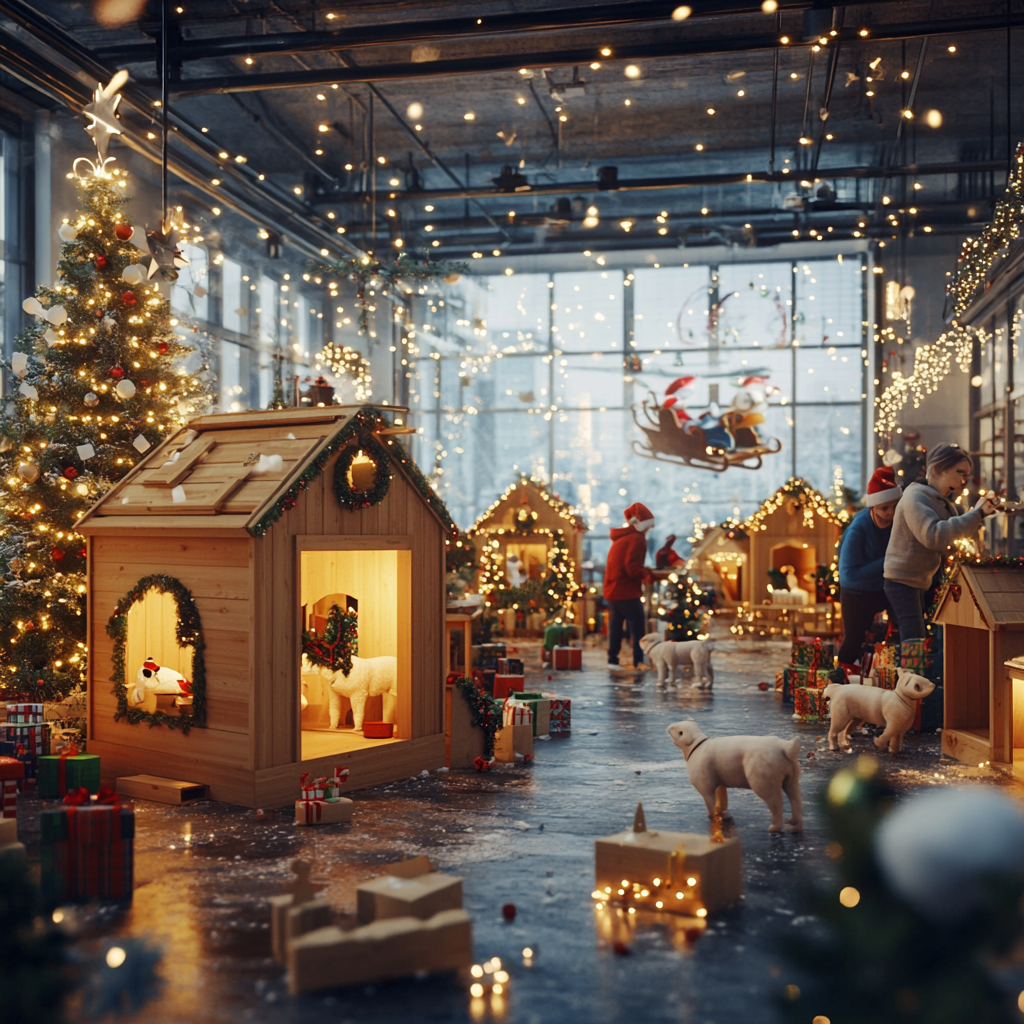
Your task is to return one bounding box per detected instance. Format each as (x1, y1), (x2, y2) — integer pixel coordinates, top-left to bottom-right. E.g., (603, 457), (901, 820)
(883, 442), (996, 640)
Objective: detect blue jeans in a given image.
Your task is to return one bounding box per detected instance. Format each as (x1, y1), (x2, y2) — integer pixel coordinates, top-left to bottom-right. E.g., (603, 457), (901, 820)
(883, 579), (926, 641)
(608, 598), (646, 666)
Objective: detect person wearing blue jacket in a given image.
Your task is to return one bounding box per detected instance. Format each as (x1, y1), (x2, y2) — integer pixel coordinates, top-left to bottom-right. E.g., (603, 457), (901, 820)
(837, 466), (902, 672)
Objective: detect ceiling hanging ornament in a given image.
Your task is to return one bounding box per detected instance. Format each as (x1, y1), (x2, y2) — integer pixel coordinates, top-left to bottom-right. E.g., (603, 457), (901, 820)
(140, 223), (189, 282)
(75, 69), (129, 180)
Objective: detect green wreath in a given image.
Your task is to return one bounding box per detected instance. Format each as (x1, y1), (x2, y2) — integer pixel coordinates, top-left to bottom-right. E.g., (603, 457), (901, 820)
(334, 437), (392, 511)
(303, 604), (358, 676)
(107, 574), (206, 733)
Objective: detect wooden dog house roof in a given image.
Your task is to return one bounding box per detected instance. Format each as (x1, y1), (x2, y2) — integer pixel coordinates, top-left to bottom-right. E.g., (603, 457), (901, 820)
(78, 405), (456, 537)
(469, 476), (588, 534)
(933, 563), (1024, 630)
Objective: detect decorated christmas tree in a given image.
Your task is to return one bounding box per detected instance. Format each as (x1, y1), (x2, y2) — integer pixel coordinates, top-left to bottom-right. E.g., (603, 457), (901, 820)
(658, 571), (715, 641)
(0, 74), (209, 702)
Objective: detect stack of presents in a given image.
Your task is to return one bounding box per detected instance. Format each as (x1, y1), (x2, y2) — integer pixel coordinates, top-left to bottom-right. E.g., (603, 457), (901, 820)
(272, 855), (473, 995)
(542, 623), (583, 670)
(494, 690), (571, 761)
(295, 766), (353, 825)
(775, 636), (934, 724)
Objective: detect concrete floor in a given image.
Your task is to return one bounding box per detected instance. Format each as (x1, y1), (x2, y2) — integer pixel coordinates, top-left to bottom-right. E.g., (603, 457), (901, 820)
(14, 635), (1020, 1024)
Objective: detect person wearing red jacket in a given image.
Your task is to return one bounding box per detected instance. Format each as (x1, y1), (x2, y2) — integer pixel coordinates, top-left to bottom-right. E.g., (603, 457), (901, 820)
(603, 502), (655, 668)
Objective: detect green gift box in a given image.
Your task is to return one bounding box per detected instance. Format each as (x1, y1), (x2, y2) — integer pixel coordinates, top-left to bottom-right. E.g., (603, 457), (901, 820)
(37, 753), (101, 800)
(543, 624), (572, 651)
(509, 692), (550, 735)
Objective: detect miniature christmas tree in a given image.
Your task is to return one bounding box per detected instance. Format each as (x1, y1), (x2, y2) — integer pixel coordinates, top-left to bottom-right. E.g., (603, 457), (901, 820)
(0, 76), (209, 702)
(658, 572), (715, 641)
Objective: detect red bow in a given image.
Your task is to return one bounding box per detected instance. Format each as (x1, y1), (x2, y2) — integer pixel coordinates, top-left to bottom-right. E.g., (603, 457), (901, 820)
(63, 786), (91, 805)
(96, 784), (120, 805)
(473, 756), (490, 772)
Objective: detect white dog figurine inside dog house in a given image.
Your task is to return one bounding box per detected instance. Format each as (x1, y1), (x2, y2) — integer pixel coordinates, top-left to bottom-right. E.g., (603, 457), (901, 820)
(78, 406), (455, 807)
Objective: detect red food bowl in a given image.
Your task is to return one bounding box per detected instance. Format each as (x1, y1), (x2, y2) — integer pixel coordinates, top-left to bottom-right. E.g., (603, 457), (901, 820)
(362, 721), (394, 739)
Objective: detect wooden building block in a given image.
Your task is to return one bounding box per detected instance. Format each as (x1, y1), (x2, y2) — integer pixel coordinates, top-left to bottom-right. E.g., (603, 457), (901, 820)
(295, 798), (354, 825)
(287, 909), (473, 995)
(116, 775), (208, 804)
(595, 808), (742, 915)
(493, 723), (533, 762)
(446, 686), (485, 768)
(269, 895), (333, 963)
(0, 815), (17, 844)
(357, 870), (462, 924)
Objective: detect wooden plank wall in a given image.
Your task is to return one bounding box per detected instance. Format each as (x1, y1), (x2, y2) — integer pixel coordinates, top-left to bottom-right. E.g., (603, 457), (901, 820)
(748, 514), (838, 605)
(88, 534), (253, 774)
(990, 629), (1024, 763)
(943, 624), (990, 733)
(252, 456), (446, 772)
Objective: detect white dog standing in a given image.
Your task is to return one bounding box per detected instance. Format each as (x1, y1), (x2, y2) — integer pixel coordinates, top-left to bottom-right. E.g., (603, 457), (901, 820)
(667, 719), (803, 833)
(640, 633), (714, 689)
(825, 669), (934, 754)
(303, 654), (398, 730)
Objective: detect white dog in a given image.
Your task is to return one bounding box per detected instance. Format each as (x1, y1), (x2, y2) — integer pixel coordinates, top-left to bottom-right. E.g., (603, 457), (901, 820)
(667, 719), (803, 833)
(303, 654), (398, 730)
(824, 670), (934, 754)
(130, 657), (191, 706)
(639, 633), (714, 689)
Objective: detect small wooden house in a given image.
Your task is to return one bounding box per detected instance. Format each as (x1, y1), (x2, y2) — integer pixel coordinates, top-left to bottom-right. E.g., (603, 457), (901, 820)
(468, 477), (588, 629)
(78, 405), (455, 807)
(689, 524), (749, 605)
(932, 563), (1024, 770)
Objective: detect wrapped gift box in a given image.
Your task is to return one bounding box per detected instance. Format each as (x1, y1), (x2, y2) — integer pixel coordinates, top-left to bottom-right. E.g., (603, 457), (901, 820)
(40, 799), (134, 904)
(493, 673), (525, 699)
(1, 724), (50, 780)
(508, 692), (550, 735)
(543, 624), (572, 650)
(295, 798), (354, 825)
(270, 895), (332, 963)
(471, 668), (496, 693)
(775, 670), (785, 693)
(1, 755), (23, 818)
(5, 703), (44, 724)
(494, 722), (533, 762)
(549, 697), (571, 733)
(552, 646), (582, 671)
(502, 703), (533, 728)
(37, 753), (101, 800)
(497, 657), (525, 675)
(900, 638), (932, 673)
(595, 813), (742, 915)
(793, 687), (829, 721)
(357, 870), (463, 925)
(471, 643), (506, 668)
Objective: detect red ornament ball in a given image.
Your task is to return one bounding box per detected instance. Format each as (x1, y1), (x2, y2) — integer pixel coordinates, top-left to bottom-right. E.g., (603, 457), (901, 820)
(95, 309), (104, 318)
(114, 223), (133, 240)
(63, 467), (78, 479)
(95, 255), (107, 269)
(121, 290), (136, 305)
(157, 342), (169, 354)
(78, 548), (87, 558)
(50, 548), (64, 561)
(110, 366), (125, 380)
(757, 682), (769, 692)
(501, 903), (517, 922)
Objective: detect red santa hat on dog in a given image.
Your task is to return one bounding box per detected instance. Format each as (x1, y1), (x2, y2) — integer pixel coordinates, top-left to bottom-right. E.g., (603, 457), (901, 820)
(865, 465), (902, 507)
(624, 502), (656, 532)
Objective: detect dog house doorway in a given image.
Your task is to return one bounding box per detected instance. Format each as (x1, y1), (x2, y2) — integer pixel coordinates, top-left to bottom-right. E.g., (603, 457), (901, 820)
(770, 543), (816, 596)
(299, 542), (411, 760)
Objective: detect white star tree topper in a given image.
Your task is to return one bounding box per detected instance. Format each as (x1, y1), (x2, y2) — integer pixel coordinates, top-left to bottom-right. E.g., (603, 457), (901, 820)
(82, 69), (129, 169)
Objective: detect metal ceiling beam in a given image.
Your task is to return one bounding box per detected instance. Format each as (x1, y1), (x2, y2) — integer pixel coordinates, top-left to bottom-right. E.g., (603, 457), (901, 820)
(166, 13), (1024, 96)
(336, 160), (1007, 203)
(95, 0), (889, 65)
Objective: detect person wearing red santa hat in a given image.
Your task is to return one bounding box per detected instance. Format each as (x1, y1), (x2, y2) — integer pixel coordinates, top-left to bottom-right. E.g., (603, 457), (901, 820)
(603, 502), (655, 668)
(836, 466), (902, 673)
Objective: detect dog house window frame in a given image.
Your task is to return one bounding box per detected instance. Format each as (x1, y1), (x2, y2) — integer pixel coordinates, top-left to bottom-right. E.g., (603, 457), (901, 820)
(106, 574), (207, 733)
(295, 536), (414, 749)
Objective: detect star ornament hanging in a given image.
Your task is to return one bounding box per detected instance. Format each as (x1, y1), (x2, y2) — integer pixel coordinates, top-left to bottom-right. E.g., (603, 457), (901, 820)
(82, 69), (129, 171)
(142, 223), (190, 282)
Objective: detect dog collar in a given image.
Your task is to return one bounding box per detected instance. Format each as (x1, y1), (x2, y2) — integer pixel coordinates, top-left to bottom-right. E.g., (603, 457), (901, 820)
(683, 735), (709, 762)
(646, 640), (665, 652)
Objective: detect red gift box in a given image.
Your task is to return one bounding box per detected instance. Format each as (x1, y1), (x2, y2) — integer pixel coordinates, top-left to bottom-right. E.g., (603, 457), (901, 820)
(549, 697), (571, 733)
(552, 647), (582, 670)
(0, 756), (24, 818)
(493, 674), (525, 699)
(5, 703), (44, 724)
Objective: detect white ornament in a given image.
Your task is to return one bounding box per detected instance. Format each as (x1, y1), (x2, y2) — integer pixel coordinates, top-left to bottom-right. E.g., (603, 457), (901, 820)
(84, 393), (99, 408)
(43, 328), (60, 346)
(250, 453), (283, 475)
(77, 443), (96, 461)
(875, 788), (1024, 922)
(45, 305), (67, 327)
(58, 223), (78, 241)
(22, 297), (43, 317)
(18, 382), (38, 400)
(11, 352), (28, 377)
(133, 434), (151, 453)
(114, 379), (136, 400)
(882, 448), (903, 466)
(171, 485), (187, 503)
(122, 264), (145, 285)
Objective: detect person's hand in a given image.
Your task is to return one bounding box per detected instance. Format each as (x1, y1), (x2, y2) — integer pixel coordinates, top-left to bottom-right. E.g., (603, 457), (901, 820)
(975, 493), (998, 516)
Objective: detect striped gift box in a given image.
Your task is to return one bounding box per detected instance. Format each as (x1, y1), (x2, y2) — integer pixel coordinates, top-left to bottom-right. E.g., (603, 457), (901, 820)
(793, 686), (829, 721)
(5, 703), (44, 724)
(2, 779), (18, 817)
(40, 802), (134, 904)
(549, 697), (571, 733)
(502, 703), (533, 727)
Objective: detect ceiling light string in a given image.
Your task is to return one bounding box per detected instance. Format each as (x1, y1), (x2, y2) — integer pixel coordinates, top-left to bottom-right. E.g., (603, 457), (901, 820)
(811, 7), (844, 172)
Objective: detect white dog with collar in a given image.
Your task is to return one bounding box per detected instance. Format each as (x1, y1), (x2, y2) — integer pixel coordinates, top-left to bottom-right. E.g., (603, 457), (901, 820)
(639, 633), (714, 688)
(824, 669), (934, 754)
(667, 719), (803, 833)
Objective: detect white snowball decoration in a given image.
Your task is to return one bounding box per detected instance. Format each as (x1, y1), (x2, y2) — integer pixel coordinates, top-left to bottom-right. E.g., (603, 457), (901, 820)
(114, 379), (137, 400)
(22, 297), (43, 317)
(122, 264), (145, 285)
(45, 305), (67, 326)
(875, 788), (1024, 923)
(58, 223), (78, 241)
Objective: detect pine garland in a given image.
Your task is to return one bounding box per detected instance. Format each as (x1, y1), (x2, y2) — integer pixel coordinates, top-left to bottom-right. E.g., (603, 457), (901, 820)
(106, 574), (206, 733)
(454, 677), (503, 760)
(248, 406), (457, 538)
(302, 604), (358, 677)
(333, 436), (392, 511)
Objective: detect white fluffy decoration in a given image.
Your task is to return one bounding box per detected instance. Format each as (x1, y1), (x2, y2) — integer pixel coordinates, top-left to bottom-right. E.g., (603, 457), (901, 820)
(22, 297), (43, 317)
(115, 379), (136, 400)
(45, 305), (67, 326)
(58, 223), (78, 241)
(18, 382), (38, 400)
(76, 443), (96, 461)
(875, 788), (1024, 922)
(11, 352), (28, 377)
(43, 328), (60, 346)
(122, 264), (145, 285)
(250, 453), (283, 475)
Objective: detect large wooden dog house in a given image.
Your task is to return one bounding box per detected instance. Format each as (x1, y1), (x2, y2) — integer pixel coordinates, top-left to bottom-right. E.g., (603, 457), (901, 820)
(78, 405), (454, 807)
(932, 563), (1024, 770)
